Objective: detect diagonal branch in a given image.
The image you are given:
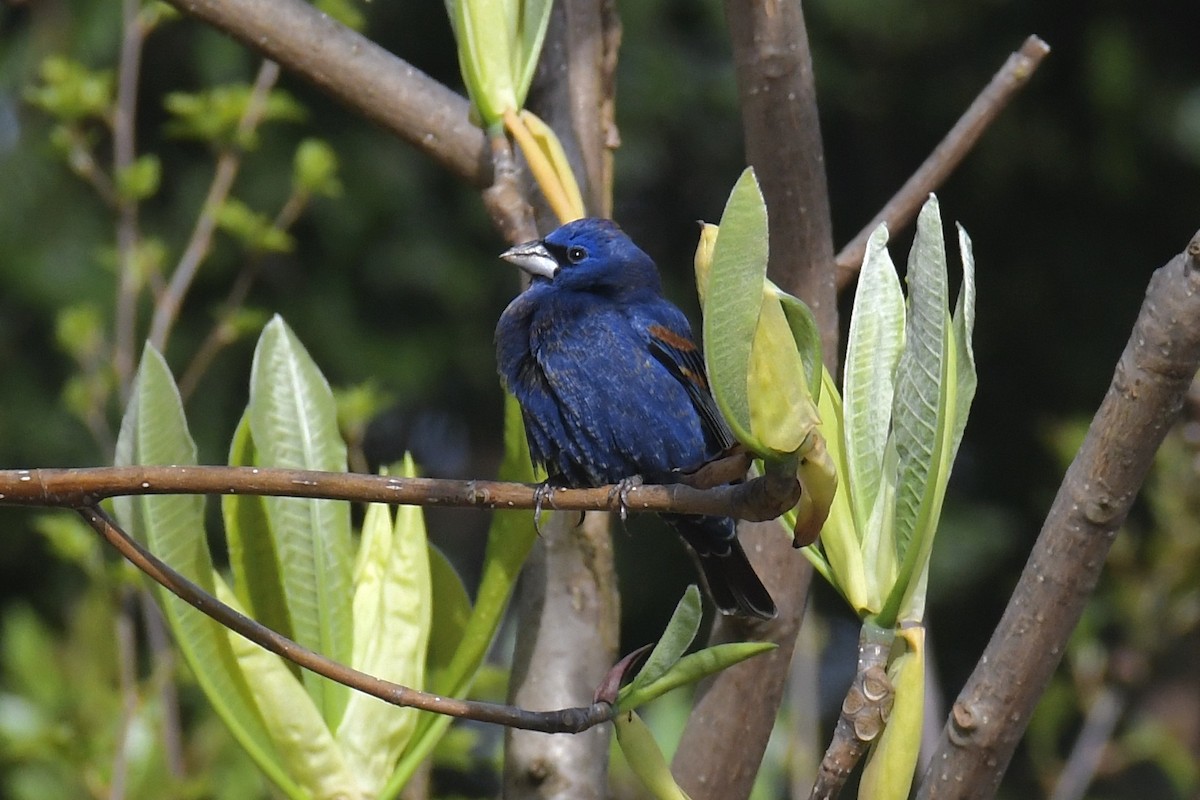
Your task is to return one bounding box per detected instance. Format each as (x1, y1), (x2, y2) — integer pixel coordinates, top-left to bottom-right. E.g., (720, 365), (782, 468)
(77, 503), (614, 734)
(915, 230), (1200, 798)
(163, 0), (489, 187)
(835, 36), (1050, 288)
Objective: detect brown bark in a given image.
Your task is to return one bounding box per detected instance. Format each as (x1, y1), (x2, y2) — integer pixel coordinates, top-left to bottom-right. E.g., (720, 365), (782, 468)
(673, 3), (837, 797)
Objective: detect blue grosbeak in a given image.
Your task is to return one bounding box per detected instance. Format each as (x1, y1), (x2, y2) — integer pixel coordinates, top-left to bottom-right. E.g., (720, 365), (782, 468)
(495, 218), (776, 619)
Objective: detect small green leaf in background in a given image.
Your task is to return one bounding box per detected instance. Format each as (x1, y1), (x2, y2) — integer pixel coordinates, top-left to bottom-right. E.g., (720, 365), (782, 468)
(115, 153), (161, 201)
(293, 138), (343, 199)
(216, 198), (295, 253)
(24, 56), (113, 121)
(164, 85), (305, 148)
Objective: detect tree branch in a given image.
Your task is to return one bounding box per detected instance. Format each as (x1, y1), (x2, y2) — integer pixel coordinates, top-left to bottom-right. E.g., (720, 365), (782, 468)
(163, 0), (490, 187)
(673, 3), (835, 797)
(76, 503), (615, 734)
(834, 36), (1050, 288)
(0, 459), (798, 522)
(915, 230), (1200, 798)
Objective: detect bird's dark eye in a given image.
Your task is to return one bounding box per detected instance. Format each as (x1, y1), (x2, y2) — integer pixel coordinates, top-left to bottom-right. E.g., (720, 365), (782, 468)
(566, 245), (587, 264)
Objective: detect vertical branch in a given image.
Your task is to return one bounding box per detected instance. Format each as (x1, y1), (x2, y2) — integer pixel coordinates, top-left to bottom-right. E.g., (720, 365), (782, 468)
(504, 512), (620, 800)
(504, 2), (623, 796)
(673, 2), (837, 797)
(916, 234), (1200, 799)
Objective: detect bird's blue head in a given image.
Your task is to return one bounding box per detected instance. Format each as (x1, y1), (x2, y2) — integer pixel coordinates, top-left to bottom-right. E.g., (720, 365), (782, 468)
(500, 218), (661, 296)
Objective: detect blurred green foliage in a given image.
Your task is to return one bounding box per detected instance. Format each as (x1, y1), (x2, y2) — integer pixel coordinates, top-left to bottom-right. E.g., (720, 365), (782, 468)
(1, 0), (1199, 797)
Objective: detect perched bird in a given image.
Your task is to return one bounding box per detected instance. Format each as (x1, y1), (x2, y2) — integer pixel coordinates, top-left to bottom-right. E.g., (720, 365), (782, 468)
(494, 218), (777, 619)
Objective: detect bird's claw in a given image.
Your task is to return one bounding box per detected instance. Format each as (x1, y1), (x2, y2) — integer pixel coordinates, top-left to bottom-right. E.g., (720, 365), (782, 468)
(607, 475), (644, 528)
(532, 482), (558, 536)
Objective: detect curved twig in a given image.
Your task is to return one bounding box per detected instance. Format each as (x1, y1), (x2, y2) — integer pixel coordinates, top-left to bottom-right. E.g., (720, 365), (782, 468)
(835, 35), (1051, 288)
(78, 504), (614, 734)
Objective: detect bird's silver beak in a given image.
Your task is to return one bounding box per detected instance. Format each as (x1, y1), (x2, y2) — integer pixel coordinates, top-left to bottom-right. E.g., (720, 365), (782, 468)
(500, 240), (558, 279)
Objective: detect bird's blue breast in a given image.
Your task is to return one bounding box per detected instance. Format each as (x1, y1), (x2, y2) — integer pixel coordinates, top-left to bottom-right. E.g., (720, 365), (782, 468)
(496, 284), (713, 488)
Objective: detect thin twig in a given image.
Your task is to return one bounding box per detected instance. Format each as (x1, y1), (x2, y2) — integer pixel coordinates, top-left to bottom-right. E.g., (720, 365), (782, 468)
(0, 457), (794, 523)
(109, 587), (139, 800)
(834, 35), (1051, 288)
(112, 0), (146, 397)
(147, 60), (281, 352)
(178, 181), (312, 401)
(1049, 687), (1124, 800)
(77, 504), (614, 734)
(916, 231), (1200, 798)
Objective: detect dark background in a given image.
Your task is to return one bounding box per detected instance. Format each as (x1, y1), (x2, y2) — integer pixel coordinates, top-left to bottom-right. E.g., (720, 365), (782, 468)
(2, 0), (1199, 796)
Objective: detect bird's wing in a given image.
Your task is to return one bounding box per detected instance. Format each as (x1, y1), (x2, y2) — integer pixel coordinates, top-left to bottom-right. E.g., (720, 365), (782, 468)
(637, 306), (736, 452)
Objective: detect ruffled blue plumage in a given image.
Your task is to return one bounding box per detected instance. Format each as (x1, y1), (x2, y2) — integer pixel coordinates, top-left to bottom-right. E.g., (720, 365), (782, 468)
(495, 218), (776, 619)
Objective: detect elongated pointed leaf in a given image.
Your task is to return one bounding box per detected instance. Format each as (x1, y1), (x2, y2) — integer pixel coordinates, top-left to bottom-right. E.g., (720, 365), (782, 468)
(889, 198), (950, 562)
(808, 370), (870, 613)
(223, 412), (294, 649)
(704, 168), (769, 452)
(513, 0), (554, 107)
(748, 291), (816, 455)
(614, 710), (693, 800)
(215, 578), (362, 800)
(249, 316), (352, 726)
(776, 288), (824, 404)
(338, 455), (433, 793)
(951, 223), (978, 458)
(844, 224), (905, 533)
(113, 344), (300, 798)
(423, 542), (472, 694)
(629, 585), (702, 693)
(618, 641), (775, 711)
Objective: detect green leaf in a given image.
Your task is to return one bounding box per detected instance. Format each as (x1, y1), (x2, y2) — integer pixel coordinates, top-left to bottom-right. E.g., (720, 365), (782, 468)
(164, 85), (304, 147)
(424, 543), (473, 698)
(394, 393), (537, 786)
(629, 586), (702, 694)
(951, 223), (978, 460)
(512, 0), (555, 108)
(25, 56), (113, 122)
(889, 197), (950, 562)
(115, 154), (161, 201)
(776, 288), (824, 404)
(704, 168), (769, 453)
(843, 224), (905, 534)
(214, 578), (359, 800)
(618, 641), (775, 711)
(337, 454), (433, 793)
(217, 198), (295, 254)
(113, 344), (299, 798)
(248, 316), (353, 727)
(223, 413), (295, 649)
(614, 710), (693, 800)
(450, 0), (518, 129)
(293, 138), (342, 199)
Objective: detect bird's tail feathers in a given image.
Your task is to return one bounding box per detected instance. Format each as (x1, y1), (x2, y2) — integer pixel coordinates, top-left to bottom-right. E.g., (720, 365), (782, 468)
(666, 514), (777, 620)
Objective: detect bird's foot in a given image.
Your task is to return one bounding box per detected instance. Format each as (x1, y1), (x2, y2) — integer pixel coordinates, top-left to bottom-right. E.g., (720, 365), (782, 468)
(532, 481), (560, 536)
(607, 475), (644, 531)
